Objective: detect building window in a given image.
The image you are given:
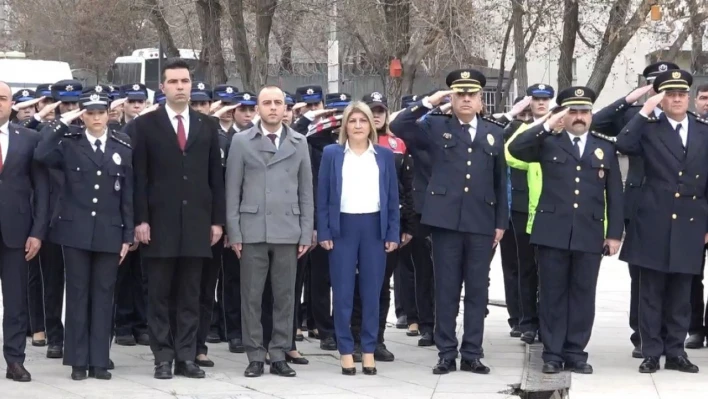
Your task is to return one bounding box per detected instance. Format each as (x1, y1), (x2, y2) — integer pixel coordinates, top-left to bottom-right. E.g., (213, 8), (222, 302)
(482, 89), (513, 114)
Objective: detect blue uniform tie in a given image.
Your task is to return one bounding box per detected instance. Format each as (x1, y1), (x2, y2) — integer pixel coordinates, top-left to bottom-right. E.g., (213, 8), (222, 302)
(572, 137), (581, 158)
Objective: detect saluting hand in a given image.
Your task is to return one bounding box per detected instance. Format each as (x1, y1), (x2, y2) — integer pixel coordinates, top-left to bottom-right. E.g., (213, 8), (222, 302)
(427, 90), (455, 107)
(640, 92), (665, 116)
(140, 103), (160, 116)
(12, 96), (44, 112)
(625, 85), (653, 105)
(508, 96), (532, 117)
(603, 238), (621, 256)
(59, 108), (86, 125)
(119, 243), (130, 265)
(546, 108), (569, 132)
(37, 101), (61, 120)
(110, 97), (127, 110)
(25, 237), (42, 261)
(213, 103), (241, 119)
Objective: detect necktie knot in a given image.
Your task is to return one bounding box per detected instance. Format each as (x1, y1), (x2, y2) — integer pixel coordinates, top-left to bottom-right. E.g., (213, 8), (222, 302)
(675, 124), (682, 133)
(267, 133), (278, 146)
(94, 139), (101, 148)
(573, 137), (580, 144)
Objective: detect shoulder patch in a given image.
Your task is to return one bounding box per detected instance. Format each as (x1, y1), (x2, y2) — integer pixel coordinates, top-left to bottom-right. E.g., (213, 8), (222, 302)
(110, 133), (132, 149)
(482, 115), (506, 127)
(591, 131), (617, 142)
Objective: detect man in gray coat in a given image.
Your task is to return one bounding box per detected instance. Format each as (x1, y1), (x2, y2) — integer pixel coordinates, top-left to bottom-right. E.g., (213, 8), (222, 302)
(226, 85), (314, 378)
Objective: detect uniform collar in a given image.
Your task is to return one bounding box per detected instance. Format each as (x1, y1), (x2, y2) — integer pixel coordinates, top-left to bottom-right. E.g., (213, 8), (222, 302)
(165, 104), (189, 121)
(85, 129), (108, 147)
(567, 131), (588, 144)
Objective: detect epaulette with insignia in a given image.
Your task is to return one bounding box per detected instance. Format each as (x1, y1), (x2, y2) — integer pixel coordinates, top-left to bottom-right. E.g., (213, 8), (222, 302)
(482, 115), (506, 127)
(591, 131), (617, 142)
(646, 115), (659, 123)
(110, 133), (132, 149)
(428, 110), (452, 118)
(688, 110), (708, 125)
(63, 131), (81, 138)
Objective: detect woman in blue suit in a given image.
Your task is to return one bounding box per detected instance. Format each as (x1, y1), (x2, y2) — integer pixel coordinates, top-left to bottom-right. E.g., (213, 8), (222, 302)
(317, 102), (400, 375)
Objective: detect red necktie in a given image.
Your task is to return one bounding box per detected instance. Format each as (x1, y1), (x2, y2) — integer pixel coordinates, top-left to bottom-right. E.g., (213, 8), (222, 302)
(176, 115), (187, 151)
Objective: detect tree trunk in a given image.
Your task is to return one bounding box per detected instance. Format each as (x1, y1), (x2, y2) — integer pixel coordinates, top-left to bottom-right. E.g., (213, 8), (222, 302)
(557, 0), (579, 90)
(512, 0), (527, 94)
(195, 0), (227, 85)
(585, 0), (658, 96)
(251, 0), (277, 90)
(143, 0), (179, 58)
(494, 10), (515, 110)
(660, 12), (708, 62)
(227, 0), (252, 91)
(688, 0), (708, 74)
(383, 0), (411, 110)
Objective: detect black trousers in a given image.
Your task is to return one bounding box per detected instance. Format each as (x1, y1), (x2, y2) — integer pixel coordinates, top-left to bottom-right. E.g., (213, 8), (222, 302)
(638, 267), (692, 358)
(308, 246), (334, 338)
(396, 244), (418, 325)
(1, 236), (29, 364)
(513, 212), (539, 332)
(113, 249), (148, 337)
(27, 256), (45, 335)
(410, 217), (434, 334)
(536, 246), (601, 363)
(147, 257), (202, 363)
(263, 254), (308, 351)
(499, 217), (521, 329)
(688, 245), (708, 336)
(39, 242), (65, 346)
(63, 247), (118, 368)
(219, 247), (242, 340)
(431, 228), (493, 361)
(197, 242), (224, 356)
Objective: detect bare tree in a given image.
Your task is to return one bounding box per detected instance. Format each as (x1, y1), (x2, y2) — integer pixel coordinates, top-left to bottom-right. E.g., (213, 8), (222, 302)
(141, 0), (180, 57)
(557, 0), (579, 90)
(195, 0), (227, 84)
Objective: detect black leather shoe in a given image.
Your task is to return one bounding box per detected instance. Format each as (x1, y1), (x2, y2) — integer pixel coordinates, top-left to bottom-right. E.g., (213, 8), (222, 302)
(108, 359), (115, 370)
(639, 357), (660, 373)
(374, 343), (395, 362)
(461, 359), (490, 374)
(115, 335), (136, 346)
(395, 316), (407, 329)
(510, 326), (522, 338)
(135, 333), (150, 346)
(206, 331), (222, 344)
(270, 360), (297, 377)
(31, 338), (47, 347)
(229, 338), (245, 353)
(520, 331), (536, 344)
(195, 357), (215, 367)
(353, 343), (363, 363)
(341, 366), (356, 375)
(88, 367), (112, 380)
(433, 358), (457, 375)
(542, 361), (562, 374)
(665, 356), (699, 373)
(308, 330), (320, 339)
(362, 365), (377, 375)
(244, 361), (264, 377)
(174, 361), (205, 378)
(5, 363), (31, 382)
(418, 332), (434, 347)
(685, 334), (705, 349)
(320, 336), (337, 351)
(565, 361), (593, 374)
(154, 361), (173, 379)
(71, 367), (87, 381)
(632, 346), (642, 359)
(47, 345), (63, 359)
(285, 352), (309, 365)
(295, 332), (304, 342)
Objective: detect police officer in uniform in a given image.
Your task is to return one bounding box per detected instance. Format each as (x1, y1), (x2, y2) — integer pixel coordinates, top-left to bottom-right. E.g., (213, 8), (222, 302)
(190, 82), (213, 115)
(11, 89), (37, 122)
(34, 85), (134, 380)
(508, 87), (624, 374)
(592, 61), (679, 357)
(119, 83), (148, 126)
(390, 69), (507, 375)
(615, 70), (708, 374)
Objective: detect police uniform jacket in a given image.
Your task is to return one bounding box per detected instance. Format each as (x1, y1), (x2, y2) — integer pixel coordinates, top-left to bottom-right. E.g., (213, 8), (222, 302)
(378, 133), (415, 236)
(615, 112), (708, 274)
(133, 107), (226, 258)
(0, 124), (50, 248)
(34, 121), (134, 254)
(389, 101), (508, 235)
(508, 124), (624, 253)
(591, 97), (646, 220)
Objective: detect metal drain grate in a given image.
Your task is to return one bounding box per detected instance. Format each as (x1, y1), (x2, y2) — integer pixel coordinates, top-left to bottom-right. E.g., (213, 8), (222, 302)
(520, 343), (571, 393)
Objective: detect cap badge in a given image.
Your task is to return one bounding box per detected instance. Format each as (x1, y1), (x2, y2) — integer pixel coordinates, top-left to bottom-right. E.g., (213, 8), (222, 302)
(340, 94), (347, 101)
(95, 86), (102, 93)
(89, 94), (100, 102)
(487, 134), (495, 146)
(132, 84), (140, 91)
(372, 92), (382, 101)
(594, 148), (604, 160)
(225, 87), (234, 94)
(412, 95), (418, 101)
(575, 88), (584, 96)
(659, 64), (668, 72)
(48, 85), (52, 90)
(243, 93), (251, 100)
(21, 90), (29, 97)
(442, 133), (452, 139)
(306, 88), (314, 95)
(66, 85), (73, 92)
(109, 85), (114, 91)
(461, 71), (471, 79)
(538, 84), (546, 90)
(197, 83), (205, 90)
(113, 153), (122, 165)
(672, 71), (681, 79)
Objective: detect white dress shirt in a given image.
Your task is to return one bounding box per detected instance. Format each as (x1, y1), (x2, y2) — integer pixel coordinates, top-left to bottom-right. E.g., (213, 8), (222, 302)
(261, 123), (284, 149)
(567, 132), (588, 157)
(340, 141), (380, 214)
(0, 121), (9, 163)
(165, 104), (190, 138)
(666, 115), (688, 147)
(459, 117), (478, 142)
(85, 130), (108, 152)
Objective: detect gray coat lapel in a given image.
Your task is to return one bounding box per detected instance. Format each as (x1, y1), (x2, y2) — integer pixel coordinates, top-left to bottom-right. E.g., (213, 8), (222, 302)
(268, 127), (297, 166)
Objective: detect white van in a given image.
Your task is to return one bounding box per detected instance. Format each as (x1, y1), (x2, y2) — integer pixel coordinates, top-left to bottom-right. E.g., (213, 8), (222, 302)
(0, 51), (73, 94)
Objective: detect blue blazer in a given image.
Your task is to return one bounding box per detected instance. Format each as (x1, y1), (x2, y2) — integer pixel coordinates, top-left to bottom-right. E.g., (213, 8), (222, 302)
(317, 143), (400, 244)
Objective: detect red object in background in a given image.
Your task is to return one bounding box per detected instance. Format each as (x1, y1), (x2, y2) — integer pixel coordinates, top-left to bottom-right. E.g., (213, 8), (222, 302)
(379, 134), (406, 154)
(389, 58), (402, 78)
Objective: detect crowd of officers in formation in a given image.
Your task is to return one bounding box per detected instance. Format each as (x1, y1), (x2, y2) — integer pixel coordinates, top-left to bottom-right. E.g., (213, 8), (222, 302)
(2, 57), (708, 383)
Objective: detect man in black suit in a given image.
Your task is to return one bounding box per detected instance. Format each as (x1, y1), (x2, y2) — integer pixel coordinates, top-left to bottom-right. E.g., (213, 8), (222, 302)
(0, 81), (50, 382)
(132, 59), (225, 380)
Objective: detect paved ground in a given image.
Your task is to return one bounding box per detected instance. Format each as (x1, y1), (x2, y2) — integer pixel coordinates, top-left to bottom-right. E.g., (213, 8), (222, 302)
(2, 248), (708, 398)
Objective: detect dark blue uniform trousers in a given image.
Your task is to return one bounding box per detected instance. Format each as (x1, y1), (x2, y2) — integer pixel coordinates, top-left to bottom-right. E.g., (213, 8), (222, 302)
(536, 246), (601, 363)
(113, 249), (148, 338)
(330, 212), (386, 354)
(638, 267), (692, 358)
(196, 239), (225, 356)
(431, 228), (493, 361)
(63, 247), (119, 368)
